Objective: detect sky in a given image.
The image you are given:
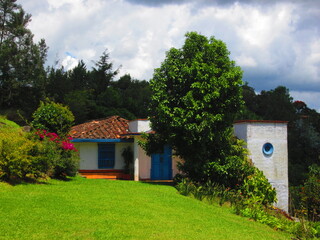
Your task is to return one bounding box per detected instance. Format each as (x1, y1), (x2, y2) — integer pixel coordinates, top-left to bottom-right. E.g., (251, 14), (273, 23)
(19, 0), (320, 112)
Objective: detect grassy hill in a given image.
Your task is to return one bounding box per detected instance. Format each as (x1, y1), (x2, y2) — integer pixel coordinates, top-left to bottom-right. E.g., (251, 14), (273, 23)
(0, 177), (291, 240)
(0, 116), (21, 131)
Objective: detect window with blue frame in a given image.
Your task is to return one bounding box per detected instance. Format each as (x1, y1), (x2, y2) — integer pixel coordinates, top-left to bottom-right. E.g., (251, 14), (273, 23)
(262, 142), (274, 157)
(98, 144), (115, 168)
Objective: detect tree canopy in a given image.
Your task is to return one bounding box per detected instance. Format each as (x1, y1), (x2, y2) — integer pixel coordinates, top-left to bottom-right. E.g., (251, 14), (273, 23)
(0, 0), (48, 121)
(146, 32), (246, 184)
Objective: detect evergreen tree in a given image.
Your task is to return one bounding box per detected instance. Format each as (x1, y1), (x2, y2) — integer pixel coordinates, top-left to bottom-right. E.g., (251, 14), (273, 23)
(0, 0), (47, 121)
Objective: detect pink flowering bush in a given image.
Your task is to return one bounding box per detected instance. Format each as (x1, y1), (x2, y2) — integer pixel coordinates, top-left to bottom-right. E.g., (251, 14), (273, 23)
(35, 129), (77, 152)
(34, 129), (79, 179)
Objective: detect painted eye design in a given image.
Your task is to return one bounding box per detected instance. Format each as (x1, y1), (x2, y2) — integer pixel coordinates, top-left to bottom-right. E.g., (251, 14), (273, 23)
(262, 142), (274, 156)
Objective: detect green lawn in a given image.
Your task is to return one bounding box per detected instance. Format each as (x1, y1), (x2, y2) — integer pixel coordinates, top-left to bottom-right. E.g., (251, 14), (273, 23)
(0, 177), (291, 240)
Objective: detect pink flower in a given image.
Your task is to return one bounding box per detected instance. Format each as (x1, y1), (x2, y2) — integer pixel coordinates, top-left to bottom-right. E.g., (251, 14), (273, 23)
(34, 130), (77, 152)
(61, 141), (77, 151)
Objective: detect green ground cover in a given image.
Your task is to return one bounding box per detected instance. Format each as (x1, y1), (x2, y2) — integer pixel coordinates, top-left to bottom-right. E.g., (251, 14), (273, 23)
(0, 116), (20, 130)
(0, 177), (291, 240)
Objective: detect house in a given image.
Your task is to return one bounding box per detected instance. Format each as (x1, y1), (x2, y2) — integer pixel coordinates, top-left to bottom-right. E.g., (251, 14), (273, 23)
(70, 116), (181, 181)
(71, 116), (288, 211)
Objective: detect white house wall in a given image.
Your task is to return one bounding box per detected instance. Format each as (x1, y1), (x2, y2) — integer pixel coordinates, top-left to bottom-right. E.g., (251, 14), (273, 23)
(234, 122), (288, 212)
(75, 142), (98, 170)
(138, 144), (152, 179)
(75, 142), (132, 170)
(129, 119), (151, 133)
(115, 143), (133, 169)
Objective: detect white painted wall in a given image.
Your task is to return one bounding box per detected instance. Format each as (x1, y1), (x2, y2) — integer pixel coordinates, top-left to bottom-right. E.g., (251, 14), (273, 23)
(138, 143), (151, 180)
(75, 142), (132, 170)
(75, 142), (98, 169)
(129, 119), (151, 133)
(115, 143), (133, 169)
(234, 121), (289, 212)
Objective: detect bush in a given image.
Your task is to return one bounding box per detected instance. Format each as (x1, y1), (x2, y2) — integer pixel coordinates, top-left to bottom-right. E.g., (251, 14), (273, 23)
(206, 137), (255, 188)
(291, 164), (320, 222)
(300, 165), (320, 222)
(51, 149), (79, 179)
(175, 175), (320, 239)
(0, 131), (54, 182)
(33, 129), (79, 179)
(239, 168), (277, 206)
(32, 99), (75, 137)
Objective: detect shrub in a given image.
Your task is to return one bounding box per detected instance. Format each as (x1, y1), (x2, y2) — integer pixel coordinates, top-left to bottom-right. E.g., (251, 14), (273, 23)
(122, 146), (133, 175)
(32, 99), (75, 137)
(206, 137), (255, 188)
(0, 131), (54, 182)
(239, 168), (277, 206)
(174, 174), (320, 239)
(175, 178), (196, 196)
(0, 116), (79, 183)
(33, 129), (79, 179)
(52, 149), (79, 179)
(300, 164), (320, 222)
(291, 164), (320, 222)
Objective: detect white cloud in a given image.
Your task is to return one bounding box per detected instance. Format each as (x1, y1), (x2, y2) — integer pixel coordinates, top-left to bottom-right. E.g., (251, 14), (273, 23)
(61, 55), (78, 70)
(18, 0), (320, 111)
(235, 54), (257, 67)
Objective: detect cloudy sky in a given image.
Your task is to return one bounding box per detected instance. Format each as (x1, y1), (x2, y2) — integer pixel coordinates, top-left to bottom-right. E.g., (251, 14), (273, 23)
(19, 0), (320, 111)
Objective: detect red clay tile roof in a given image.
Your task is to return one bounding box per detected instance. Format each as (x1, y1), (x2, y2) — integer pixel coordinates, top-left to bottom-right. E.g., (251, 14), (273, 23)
(70, 116), (130, 139)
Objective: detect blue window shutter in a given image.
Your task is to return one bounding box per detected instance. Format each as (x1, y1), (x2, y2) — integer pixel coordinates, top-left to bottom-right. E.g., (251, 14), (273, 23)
(98, 144), (115, 169)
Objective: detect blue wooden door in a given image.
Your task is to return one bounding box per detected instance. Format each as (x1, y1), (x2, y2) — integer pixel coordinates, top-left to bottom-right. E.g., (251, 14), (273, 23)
(151, 145), (172, 180)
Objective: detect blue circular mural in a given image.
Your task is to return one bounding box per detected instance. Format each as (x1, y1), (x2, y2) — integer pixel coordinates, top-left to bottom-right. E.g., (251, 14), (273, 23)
(262, 142), (274, 157)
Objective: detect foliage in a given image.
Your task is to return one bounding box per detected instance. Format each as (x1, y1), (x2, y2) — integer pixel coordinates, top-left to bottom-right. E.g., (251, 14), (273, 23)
(291, 164), (320, 223)
(52, 149), (79, 179)
(0, 130), (54, 182)
(146, 31), (244, 186)
(175, 167), (276, 209)
(33, 129), (79, 179)
(205, 136), (255, 187)
(239, 168), (277, 206)
(46, 63), (151, 123)
(31, 99), (75, 137)
(175, 176), (320, 239)
(0, 0), (151, 124)
(121, 146), (134, 175)
(0, 0), (48, 122)
(0, 114), (78, 182)
(289, 119), (320, 186)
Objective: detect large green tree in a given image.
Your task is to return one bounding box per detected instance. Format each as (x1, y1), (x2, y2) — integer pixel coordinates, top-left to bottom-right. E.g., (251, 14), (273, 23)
(146, 32), (245, 184)
(0, 0), (47, 121)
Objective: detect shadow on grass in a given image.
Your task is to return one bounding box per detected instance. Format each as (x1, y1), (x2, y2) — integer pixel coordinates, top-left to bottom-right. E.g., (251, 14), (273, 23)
(3, 175), (77, 186)
(141, 181), (175, 187)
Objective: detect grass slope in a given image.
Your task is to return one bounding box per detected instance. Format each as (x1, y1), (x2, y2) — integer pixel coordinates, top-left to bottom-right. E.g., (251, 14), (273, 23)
(0, 116), (20, 129)
(0, 178), (291, 240)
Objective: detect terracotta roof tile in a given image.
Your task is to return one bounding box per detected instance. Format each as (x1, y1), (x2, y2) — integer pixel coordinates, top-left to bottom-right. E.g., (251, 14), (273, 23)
(70, 116), (130, 139)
